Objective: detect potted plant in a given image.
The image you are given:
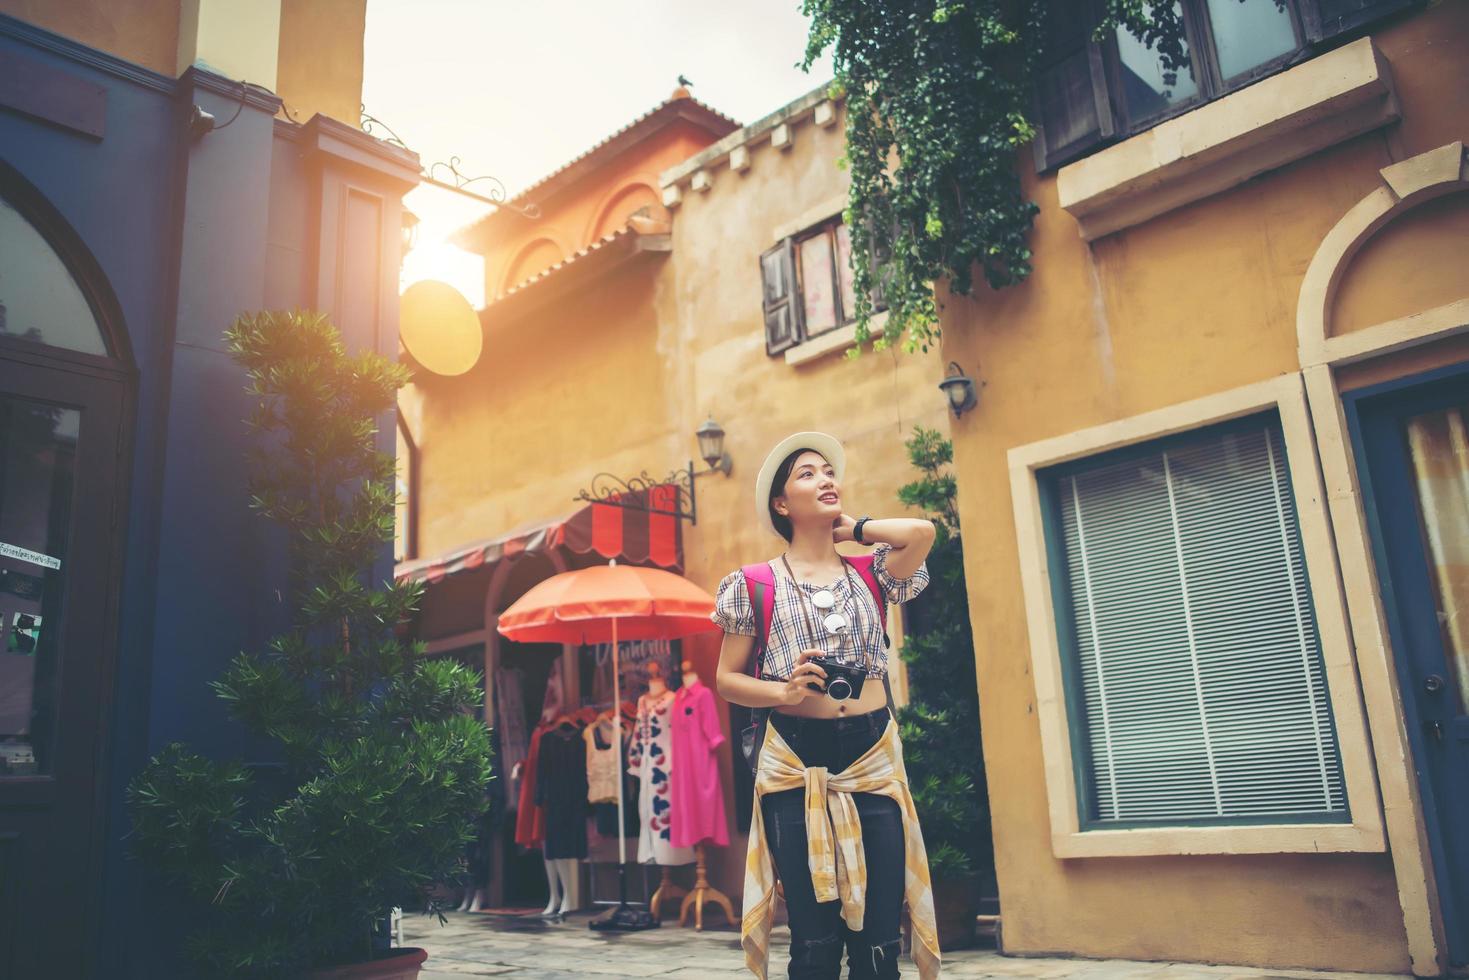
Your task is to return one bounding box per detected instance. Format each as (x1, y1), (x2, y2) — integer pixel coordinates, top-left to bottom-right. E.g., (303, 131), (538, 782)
(127, 310), (493, 978)
(893, 427), (996, 951)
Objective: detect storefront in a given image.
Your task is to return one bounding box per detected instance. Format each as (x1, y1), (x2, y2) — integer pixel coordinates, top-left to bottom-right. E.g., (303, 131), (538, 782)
(398, 494), (700, 911)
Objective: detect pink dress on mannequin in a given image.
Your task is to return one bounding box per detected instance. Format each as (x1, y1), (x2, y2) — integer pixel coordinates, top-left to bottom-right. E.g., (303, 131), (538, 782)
(669, 677), (729, 848)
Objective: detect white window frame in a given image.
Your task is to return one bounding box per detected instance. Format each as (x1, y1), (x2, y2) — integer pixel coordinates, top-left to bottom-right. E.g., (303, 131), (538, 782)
(1008, 373), (1384, 857)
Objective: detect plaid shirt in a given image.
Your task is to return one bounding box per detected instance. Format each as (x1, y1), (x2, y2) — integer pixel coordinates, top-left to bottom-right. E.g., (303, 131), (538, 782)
(710, 543), (929, 679)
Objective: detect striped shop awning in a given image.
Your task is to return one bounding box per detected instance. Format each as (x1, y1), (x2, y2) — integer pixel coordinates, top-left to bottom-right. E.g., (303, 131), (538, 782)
(394, 485), (683, 586)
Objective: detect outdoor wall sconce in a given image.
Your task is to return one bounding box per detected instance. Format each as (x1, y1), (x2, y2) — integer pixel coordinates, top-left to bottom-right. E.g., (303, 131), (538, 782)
(187, 104), (217, 140)
(695, 416), (734, 476)
(400, 209), (421, 255)
(186, 80), (250, 141)
(939, 361), (979, 418)
(572, 416), (733, 526)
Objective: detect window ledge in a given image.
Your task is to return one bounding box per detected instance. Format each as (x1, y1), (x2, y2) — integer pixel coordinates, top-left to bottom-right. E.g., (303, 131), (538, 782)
(1057, 38), (1400, 242)
(1054, 823), (1385, 859)
(784, 312), (887, 366)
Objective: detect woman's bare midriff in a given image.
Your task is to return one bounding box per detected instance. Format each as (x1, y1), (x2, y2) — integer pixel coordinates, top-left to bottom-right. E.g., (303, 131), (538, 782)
(772, 676), (889, 718)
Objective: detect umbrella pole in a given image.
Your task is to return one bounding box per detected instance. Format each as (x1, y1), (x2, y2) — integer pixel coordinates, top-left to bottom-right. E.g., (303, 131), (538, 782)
(613, 614), (626, 871)
(589, 580), (657, 931)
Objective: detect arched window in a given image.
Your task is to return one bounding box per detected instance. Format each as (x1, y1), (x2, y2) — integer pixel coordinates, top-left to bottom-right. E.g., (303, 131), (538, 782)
(0, 197), (109, 356)
(587, 184), (666, 243)
(501, 237), (566, 294)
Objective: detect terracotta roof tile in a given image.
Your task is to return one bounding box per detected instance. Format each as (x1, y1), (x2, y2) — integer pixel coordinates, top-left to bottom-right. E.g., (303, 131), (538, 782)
(480, 214), (672, 322)
(495, 227), (633, 302)
(506, 89), (738, 203)
(452, 90), (738, 248)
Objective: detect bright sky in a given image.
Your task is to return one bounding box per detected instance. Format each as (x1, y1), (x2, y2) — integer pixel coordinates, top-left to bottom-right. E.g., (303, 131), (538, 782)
(362, 0), (834, 307)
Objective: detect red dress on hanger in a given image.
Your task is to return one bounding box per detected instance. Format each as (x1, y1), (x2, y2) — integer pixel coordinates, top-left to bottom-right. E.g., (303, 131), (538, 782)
(514, 723), (549, 848)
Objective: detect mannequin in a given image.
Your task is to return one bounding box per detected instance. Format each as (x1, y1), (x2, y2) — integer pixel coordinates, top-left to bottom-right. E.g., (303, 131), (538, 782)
(541, 854), (578, 918)
(628, 661), (693, 918)
(457, 886), (485, 913)
(536, 708), (589, 918)
(647, 661), (669, 698)
(669, 659), (728, 849)
(669, 658), (734, 929)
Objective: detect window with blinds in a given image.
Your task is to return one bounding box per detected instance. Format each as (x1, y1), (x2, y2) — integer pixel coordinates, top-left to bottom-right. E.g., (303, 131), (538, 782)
(1043, 414), (1348, 826)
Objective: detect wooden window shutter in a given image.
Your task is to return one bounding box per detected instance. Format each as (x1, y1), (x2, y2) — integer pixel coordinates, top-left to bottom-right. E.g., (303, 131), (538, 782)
(864, 213), (899, 313)
(1299, 0), (1422, 43)
(1032, 0), (1116, 173)
(760, 238), (802, 356)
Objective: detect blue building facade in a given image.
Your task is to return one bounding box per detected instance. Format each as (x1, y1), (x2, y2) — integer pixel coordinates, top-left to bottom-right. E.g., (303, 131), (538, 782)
(0, 13), (415, 976)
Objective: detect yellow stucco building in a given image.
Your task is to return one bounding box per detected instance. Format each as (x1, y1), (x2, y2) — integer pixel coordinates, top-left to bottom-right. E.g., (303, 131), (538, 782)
(936, 0), (1469, 974)
(400, 1), (1468, 973)
(397, 87), (952, 912)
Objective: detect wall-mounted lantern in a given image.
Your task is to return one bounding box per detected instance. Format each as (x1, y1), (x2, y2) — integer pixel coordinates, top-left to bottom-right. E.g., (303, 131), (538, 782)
(695, 416), (734, 476)
(939, 361), (978, 418)
(400, 208), (421, 256)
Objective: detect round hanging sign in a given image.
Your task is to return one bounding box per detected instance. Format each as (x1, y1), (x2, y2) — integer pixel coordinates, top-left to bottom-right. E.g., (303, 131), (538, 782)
(399, 279), (482, 377)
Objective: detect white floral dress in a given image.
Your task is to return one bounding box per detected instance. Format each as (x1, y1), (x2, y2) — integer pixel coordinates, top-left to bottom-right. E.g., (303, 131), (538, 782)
(626, 691), (695, 866)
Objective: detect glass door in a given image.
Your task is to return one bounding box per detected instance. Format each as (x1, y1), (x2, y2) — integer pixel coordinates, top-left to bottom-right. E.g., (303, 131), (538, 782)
(0, 351), (125, 980)
(1355, 370), (1469, 967)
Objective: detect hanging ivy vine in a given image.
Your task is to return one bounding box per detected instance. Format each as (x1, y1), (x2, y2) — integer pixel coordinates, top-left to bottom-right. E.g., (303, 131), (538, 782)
(800, 0), (1178, 355)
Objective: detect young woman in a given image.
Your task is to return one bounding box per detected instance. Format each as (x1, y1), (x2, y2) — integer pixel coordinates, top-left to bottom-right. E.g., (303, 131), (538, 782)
(712, 432), (941, 980)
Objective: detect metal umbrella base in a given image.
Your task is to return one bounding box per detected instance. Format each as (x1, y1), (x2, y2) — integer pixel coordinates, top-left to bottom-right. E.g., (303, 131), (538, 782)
(589, 866), (659, 931)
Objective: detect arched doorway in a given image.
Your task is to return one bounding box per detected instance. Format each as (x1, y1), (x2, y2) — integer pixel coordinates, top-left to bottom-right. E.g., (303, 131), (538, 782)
(0, 162), (134, 978)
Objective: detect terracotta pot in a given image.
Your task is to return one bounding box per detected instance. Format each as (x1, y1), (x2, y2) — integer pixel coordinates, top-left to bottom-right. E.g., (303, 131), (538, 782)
(931, 873), (980, 951)
(303, 947), (428, 980)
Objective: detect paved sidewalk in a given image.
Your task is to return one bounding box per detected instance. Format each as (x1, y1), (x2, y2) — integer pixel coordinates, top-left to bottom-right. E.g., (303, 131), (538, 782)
(404, 910), (1407, 979)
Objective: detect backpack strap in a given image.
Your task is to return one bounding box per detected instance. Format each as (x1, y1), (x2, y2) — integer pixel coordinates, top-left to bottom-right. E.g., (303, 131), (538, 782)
(739, 562), (778, 772)
(842, 553), (899, 719)
(841, 553), (888, 644)
(740, 562), (777, 679)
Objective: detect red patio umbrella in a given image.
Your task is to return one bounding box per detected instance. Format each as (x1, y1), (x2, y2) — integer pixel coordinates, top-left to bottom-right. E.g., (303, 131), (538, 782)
(497, 559), (720, 930)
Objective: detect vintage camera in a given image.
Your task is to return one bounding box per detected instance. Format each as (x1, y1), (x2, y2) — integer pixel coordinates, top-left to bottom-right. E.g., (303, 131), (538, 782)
(807, 656), (868, 702)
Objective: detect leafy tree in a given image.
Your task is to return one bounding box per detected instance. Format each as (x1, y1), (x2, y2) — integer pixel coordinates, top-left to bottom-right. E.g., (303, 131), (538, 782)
(127, 311), (492, 976)
(892, 426), (991, 878)
(800, 0), (1193, 355)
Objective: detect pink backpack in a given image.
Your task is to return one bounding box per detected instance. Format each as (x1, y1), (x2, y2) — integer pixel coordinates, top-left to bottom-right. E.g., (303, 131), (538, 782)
(737, 554), (896, 772)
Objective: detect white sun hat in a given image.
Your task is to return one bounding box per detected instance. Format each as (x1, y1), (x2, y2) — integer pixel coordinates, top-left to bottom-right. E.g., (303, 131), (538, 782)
(754, 431), (846, 538)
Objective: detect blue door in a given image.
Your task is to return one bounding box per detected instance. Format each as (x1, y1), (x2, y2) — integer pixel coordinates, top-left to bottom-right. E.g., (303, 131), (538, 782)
(1350, 364), (1469, 967)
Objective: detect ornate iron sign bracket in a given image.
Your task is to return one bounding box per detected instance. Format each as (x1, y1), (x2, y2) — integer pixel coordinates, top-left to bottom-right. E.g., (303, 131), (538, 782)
(574, 462), (700, 525)
(360, 106), (542, 218)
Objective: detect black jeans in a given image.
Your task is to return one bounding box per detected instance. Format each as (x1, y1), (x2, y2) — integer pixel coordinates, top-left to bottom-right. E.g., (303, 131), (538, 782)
(762, 707), (905, 980)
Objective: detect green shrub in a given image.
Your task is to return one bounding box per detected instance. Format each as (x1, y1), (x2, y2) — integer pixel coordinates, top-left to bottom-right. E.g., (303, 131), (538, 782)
(894, 426), (992, 880)
(127, 311), (492, 976)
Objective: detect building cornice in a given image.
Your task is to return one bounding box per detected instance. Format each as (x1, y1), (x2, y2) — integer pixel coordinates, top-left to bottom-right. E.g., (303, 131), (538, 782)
(0, 11), (175, 95)
(660, 84), (837, 191)
(179, 66), (282, 115)
(299, 112), (421, 192)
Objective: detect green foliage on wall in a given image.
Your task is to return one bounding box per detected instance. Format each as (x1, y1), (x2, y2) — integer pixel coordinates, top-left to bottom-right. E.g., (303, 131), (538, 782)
(800, 0), (1180, 355)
